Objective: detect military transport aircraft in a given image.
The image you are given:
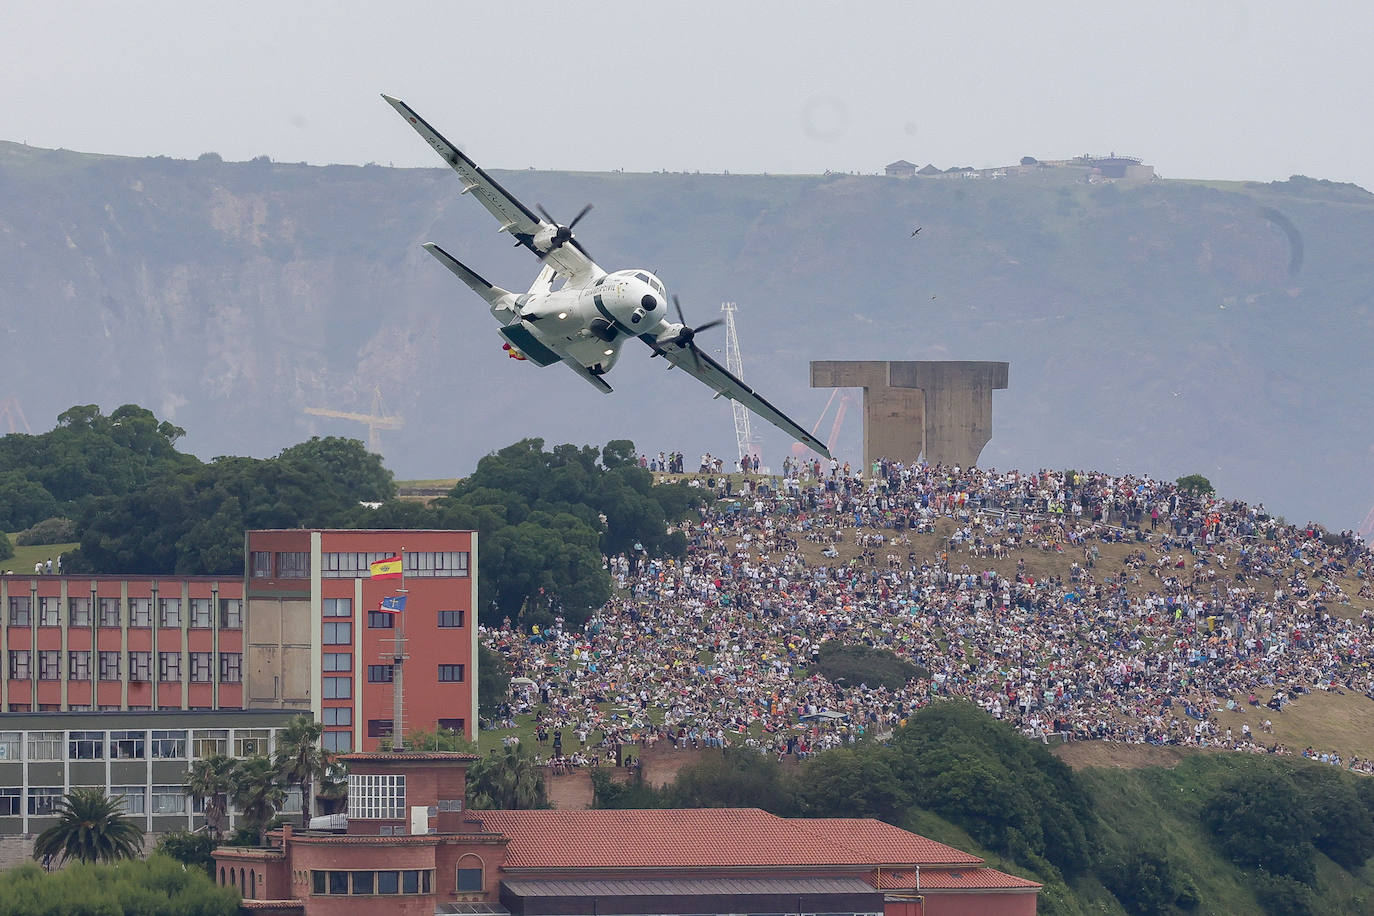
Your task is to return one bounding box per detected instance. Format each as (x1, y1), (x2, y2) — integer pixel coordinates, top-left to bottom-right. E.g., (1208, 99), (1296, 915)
(381, 94), (831, 460)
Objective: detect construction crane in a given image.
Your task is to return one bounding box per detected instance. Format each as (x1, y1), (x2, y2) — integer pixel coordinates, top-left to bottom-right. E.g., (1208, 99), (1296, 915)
(0, 397), (31, 434)
(304, 386), (403, 454)
(721, 302), (761, 466)
(792, 388), (854, 460)
(1360, 504), (1374, 542)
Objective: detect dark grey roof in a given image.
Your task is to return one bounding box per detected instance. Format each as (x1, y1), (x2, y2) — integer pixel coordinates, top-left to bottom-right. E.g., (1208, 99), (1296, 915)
(501, 877), (879, 898)
(435, 904), (510, 915)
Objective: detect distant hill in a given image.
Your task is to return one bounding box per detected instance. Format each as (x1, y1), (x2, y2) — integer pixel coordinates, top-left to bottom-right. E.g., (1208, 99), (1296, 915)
(2, 141), (1372, 527)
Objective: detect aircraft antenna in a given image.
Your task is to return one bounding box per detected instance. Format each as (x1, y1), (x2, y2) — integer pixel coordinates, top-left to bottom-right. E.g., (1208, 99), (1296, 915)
(304, 385), (403, 454)
(722, 302), (760, 466)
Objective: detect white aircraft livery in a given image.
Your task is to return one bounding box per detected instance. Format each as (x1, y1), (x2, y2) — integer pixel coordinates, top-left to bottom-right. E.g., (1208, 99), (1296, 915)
(382, 94), (831, 460)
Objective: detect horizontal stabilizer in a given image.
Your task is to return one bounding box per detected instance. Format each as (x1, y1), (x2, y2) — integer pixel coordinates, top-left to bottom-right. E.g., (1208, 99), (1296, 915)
(560, 357), (614, 394)
(423, 242), (512, 307)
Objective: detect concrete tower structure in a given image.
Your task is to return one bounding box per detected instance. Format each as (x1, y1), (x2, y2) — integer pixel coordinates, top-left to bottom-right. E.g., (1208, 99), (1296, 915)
(810, 361), (1009, 471)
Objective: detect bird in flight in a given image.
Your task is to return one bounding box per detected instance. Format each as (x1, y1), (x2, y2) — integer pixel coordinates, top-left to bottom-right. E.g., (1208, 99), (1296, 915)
(910, 227), (923, 237)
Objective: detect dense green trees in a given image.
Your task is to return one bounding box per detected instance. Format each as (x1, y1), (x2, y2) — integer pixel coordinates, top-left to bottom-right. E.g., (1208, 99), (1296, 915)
(813, 640), (928, 691)
(275, 716), (331, 827)
(477, 642), (512, 720)
(31, 787), (144, 866)
(0, 529), (12, 562)
(466, 743), (548, 809)
(0, 856), (239, 916)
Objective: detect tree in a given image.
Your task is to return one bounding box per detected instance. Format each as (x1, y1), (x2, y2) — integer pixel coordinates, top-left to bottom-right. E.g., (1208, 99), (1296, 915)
(466, 744), (548, 809)
(794, 745), (910, 821)
(477, 642), (511, 720)
(31, 787), (144, 866)
(277, 436), (396, 502)
(1202, 770), (1316, 885)
(1176, 474), (1215, 496)
(0, 856), (239, 915)
(154, 831), (218, 878)
(669, 747), (796, 814)
(231, 757), (287, 840)
(186, 754), (238, 840)
(0, 529), (12, 562)
(274, 715), (331, 827)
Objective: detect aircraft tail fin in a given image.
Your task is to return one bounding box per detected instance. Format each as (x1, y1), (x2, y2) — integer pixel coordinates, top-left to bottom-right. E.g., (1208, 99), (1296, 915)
(423, 243), (516, 314)
(527, 263), (557, 297)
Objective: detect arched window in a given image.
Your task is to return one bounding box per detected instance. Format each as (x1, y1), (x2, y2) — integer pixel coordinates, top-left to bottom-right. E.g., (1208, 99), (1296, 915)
(250, 869), (256, 898)
(239, 868), (246, 891)
(456, 854), (484, 892)
(229, 869), (236, 888)
(219, 866), (225, 885)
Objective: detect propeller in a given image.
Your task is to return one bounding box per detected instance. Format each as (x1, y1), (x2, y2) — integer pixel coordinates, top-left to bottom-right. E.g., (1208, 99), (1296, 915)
(535, 203), (594, 261)
(670, 295), (724, 371)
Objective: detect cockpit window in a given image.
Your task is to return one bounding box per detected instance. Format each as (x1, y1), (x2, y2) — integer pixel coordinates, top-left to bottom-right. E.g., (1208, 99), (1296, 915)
(634, 272), (651, 283)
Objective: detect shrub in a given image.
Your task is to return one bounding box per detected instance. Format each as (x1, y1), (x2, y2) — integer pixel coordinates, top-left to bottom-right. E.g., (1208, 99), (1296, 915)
(1102, 848), (1199, 914)
(1201, 771), (1316, 884)
(815, 640), (928, 691)
(0, 530), (12, 562)
(16, 516), (77, 545)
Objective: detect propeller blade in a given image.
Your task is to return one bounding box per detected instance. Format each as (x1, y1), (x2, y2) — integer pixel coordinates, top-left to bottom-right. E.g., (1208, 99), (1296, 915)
(687, 341), (703, 373)
(693, 318), (725, 334)
(673, 295), (686, 325)
(568, 203), (593, 229)
(536, 203), (555, 226)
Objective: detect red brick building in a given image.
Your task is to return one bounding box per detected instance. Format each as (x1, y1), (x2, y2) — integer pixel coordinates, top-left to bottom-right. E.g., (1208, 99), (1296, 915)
(215, 753), (1038, 916)
(1, 528), (477, 751)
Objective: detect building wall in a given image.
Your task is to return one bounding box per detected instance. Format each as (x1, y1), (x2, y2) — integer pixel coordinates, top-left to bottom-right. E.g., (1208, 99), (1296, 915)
(923, 891), (1037, 916)
(1, 575), (244, 713)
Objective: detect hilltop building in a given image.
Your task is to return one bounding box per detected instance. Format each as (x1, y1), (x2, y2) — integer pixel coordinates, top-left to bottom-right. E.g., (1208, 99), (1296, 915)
(215, 752), (1039, 916)
(884, 160), (917, 178)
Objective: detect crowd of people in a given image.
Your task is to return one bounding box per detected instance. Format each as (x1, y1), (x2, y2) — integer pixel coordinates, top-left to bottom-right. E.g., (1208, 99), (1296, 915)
(484, 457), (1374, 774)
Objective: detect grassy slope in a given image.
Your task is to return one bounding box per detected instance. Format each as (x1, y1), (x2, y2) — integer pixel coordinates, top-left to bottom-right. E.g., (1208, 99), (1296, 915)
(2, 537), (78, 575)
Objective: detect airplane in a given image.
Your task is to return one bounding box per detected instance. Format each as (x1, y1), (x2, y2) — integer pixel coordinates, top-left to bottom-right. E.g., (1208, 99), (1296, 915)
(381, 94), (832, 460)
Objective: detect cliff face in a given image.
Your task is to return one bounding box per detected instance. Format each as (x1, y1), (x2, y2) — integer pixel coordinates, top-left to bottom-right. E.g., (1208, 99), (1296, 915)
(2, 141), (1372, 527)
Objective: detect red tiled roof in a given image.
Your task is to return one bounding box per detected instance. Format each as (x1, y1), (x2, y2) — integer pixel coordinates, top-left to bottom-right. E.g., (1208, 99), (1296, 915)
(477, 809), (980, 871)
(805, 818), (983, 866)
(876, 868), (1041, 890)
(338, 751), (480, 762)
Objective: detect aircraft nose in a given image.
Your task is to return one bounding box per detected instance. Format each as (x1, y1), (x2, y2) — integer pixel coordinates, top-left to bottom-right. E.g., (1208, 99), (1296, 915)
(641, 294), (658, 311)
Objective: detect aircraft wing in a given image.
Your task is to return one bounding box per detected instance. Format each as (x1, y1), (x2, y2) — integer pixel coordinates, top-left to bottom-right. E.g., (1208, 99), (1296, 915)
(657, 344), (832, 459)
(381, 94), (597, 285)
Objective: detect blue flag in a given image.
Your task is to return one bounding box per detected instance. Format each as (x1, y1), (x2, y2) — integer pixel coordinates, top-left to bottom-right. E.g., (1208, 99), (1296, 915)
(379, 595), (407, 613)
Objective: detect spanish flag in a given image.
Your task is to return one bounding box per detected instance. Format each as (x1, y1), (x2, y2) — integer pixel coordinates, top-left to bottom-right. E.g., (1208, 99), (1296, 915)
(369, 555), (403, 579)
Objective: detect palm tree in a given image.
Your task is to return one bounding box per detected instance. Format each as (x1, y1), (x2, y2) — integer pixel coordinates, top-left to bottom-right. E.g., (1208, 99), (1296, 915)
(232, 756), (286, 841)
(186, 754), (237, 840)
(32, 787), (144, 866)
(466, 743), (548, 809)
(274, 715), (330, 827)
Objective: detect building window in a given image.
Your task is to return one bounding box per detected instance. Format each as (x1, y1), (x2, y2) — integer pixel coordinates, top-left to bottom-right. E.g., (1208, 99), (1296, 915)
(439, 718), (466, 734)
(0, 787), (19, 815)
(323, 677), (351, 699)
(28, 787), (62, 816)
(8, 650), (30, 680)
(69, 597), (92, 626)
(0, 731), (19, 762)
(219, 653), (242, 683)
(112, 786), (147, 815)
(129, 598), (151, 627)
(322, 622), (351, 645)
(323, 707), (352, 726)
(347, 774), (405, 820)
(158, 650), (182, 681)
(38, 597), (61, 626)
(404, 551), (470, 578)
(438, 664), (465, 683)
(328, 870), (349, 895)
(321, 552), (395, 579)
(351, 871), (374, 895)
(456, 861), (484, 891)
(151, 786), (186, 815)
(250, 552), (273, 578)
(367, 719), (393, 738)
(190, 652), (213, 682)
(38, 650), (61, 681)
(152, 729), (187, 758)
(277, 552), (310, 578)
(323, 653), (351, 672)
(8, 597), (30, 626)
(99, 651), (121, 681)
(437, 610), (466, 628)
(321, 731), (352, 752)
(189, 598), (213, 628)
(68, 731), (105, 760)
(69, 650), (91, 680)
(235, 729), (270, 757)
(111, 730), (146, 759)
(159, 598), (182, 628)
(129, 651), (152, 682)
(367, 665), (394, 683)
(323, 598), (351, 617)
(26, 731), (62, 760)
(367, 611), (395, 629)
(98, 598), (121, 627)
(219, 598), (242, 629)
(193, 729), (228, 758)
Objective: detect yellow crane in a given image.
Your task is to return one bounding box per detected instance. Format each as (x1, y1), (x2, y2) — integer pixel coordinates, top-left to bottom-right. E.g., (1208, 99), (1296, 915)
(304, 386), (403, 454)
(0, 397), (31, 434)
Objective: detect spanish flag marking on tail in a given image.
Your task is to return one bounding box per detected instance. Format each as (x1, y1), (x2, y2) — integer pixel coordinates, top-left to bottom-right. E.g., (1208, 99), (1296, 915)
(369, 555), (403, 579)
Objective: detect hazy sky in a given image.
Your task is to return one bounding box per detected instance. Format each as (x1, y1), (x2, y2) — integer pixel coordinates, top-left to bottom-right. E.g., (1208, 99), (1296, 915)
(4, 0), (1372, 188)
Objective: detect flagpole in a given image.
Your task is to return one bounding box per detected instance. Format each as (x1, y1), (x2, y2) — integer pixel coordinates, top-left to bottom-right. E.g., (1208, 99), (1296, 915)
(393, 546), (407, 752)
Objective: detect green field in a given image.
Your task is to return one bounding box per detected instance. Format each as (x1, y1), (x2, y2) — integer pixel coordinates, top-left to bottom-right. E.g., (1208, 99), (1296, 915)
(3, 535), (79, 576)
